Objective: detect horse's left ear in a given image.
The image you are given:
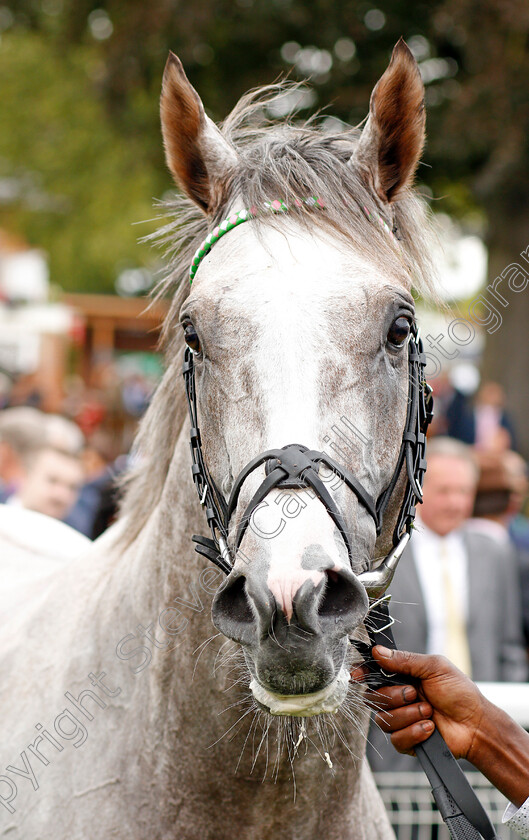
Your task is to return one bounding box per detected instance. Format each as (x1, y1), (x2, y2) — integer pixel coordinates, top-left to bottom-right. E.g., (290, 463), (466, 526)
(352, 38), (425, 203)
(160, 52), (239, 214)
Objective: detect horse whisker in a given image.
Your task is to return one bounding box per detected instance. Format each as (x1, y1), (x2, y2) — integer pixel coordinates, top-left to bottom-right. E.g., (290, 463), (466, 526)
(191, 633), (222, 680)
(235, 709), (260, 773)
(207, 706), (255, 749)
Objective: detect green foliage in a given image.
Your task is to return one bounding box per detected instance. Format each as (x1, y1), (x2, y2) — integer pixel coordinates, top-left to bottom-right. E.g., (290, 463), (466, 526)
(1, 0), (529, 292)
(0, 28), (163, 292)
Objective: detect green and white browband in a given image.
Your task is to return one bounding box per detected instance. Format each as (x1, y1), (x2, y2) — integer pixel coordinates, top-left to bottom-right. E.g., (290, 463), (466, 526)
(189, 197), (395, 283)
(189, 197), (325, 283)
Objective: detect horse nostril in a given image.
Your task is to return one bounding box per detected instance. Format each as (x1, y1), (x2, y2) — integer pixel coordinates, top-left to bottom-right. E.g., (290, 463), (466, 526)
(211, 574), (256, 645)
(226, 576), (253, 622)
(317, 569), (366, 631)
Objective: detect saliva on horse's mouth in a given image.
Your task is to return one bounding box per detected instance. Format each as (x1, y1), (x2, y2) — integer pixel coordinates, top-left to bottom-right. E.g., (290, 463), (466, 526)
(249, 667), (351, 716)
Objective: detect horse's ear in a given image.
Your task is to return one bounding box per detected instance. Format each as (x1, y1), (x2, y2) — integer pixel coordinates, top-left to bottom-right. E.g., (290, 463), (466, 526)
(160, 52), (239, 214)
(352, 39), (425, 203)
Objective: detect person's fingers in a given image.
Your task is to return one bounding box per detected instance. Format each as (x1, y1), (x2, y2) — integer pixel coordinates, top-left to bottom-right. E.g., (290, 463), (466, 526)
(372, 646), (450, 680)
(390, 720), (435, 755)
(366, 683), (417, 711)
(375, 701), (433, 733)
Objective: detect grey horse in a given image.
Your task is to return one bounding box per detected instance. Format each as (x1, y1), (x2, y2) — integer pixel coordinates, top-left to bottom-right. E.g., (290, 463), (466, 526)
(0, 39), (435, 839)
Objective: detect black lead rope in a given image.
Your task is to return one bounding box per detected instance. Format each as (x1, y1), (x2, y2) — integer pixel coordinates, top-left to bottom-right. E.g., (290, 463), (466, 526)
(356, 599), (500, 840)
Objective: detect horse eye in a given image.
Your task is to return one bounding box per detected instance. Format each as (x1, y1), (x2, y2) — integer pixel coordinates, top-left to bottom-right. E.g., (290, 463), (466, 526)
(183, 323), (201, 355)
(387, 316), (411, 348)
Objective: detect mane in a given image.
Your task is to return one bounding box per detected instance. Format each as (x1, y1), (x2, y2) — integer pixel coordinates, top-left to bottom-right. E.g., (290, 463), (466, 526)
(119, 81), (438, 538)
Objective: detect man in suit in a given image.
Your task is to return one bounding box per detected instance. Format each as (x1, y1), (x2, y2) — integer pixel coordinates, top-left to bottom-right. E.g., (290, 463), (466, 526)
(367, 436), (527, 773)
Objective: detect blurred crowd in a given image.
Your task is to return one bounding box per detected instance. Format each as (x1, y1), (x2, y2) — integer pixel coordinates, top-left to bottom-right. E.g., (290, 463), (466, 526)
(0, 361), (155, 540)
(430, 375), (529, 630)
(0, 406), (127, 540)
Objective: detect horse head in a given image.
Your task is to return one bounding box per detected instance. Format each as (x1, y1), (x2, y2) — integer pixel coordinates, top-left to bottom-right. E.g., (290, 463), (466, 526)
(159, 41), (433, 717)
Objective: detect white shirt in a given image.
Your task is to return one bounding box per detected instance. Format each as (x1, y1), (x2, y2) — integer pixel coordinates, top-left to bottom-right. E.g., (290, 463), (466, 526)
(411, 517), (469, 657)
(0, 505), (90, 617)
(504, 796), (529, 839)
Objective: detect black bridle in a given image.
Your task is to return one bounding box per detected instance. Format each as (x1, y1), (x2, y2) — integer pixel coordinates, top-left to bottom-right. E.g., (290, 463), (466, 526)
(181, 207), (499, 840)
(183, 324), (433, 595)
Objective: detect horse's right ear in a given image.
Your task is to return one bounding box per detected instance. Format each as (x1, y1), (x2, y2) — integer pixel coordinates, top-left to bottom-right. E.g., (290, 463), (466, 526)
(160, 53), (239, 214)
(352, 39), (425, 203)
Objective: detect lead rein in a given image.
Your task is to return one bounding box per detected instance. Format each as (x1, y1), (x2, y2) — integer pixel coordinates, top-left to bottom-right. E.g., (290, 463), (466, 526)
(359, 597), (500, 840)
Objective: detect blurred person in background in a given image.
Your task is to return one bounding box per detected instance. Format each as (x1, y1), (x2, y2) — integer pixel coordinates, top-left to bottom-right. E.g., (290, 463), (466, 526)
(473, 381), (517, 451)
(0, 372), (11, 410)
(6, 444), (84, 521)
(469, 450), (529, 651)
(0, 407), (47, 501)
(7, 371), (43, 409)
(426, 371), (454, 438)
(121, 372), (153, 418)
(61, 374), (86, 420)
(1, 408), (85, 521)
(0, 409), (90, 608)
(65, 428), (120, 539)
(45, 413), (85, 455)
(447, 380), (517, 452)
(367, 436), (527, 774)
(74, 389), (107, 438)
(470, 450), (528, 544)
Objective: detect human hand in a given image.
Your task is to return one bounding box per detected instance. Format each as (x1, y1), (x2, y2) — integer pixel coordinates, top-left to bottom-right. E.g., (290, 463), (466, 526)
(366, 646), (487, 760)
(355, 645), (529, 807)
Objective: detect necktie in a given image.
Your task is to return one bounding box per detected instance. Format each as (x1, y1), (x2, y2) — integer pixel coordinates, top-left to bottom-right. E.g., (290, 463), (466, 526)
(440, 541), (472, 676)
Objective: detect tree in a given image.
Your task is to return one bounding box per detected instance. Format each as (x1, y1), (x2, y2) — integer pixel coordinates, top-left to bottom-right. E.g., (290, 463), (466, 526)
(0, 28), (161, 292)
(422, 0), (529, 456)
